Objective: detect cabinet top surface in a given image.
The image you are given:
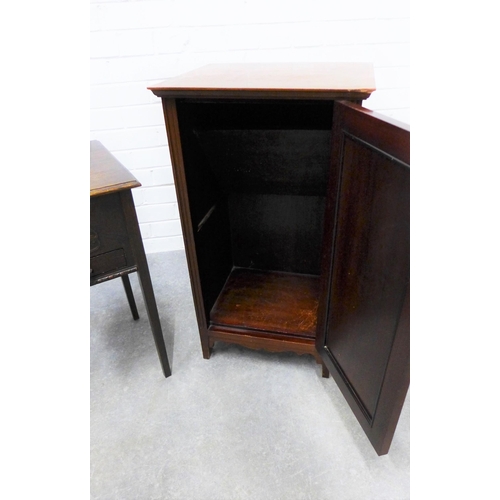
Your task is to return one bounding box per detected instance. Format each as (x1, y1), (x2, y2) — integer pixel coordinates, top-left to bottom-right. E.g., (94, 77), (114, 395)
(90, 141), (141, 197)
(148, 63), (376, 99)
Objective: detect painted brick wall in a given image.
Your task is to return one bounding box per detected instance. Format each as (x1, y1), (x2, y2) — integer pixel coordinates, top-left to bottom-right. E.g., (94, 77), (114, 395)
(90, 0), (410, 253)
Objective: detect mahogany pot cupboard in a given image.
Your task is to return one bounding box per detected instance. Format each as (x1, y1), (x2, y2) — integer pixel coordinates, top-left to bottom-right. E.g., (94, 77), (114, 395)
(148, 63), (409, 456)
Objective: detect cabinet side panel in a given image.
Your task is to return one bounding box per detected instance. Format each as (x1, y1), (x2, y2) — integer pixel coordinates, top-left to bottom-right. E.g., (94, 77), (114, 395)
(194, 203), (233, 318)
(162, 99), (213, 355)
(176, 100), (233, 321)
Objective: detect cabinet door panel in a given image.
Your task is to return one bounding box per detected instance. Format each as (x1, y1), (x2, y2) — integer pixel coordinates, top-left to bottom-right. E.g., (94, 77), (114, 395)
(317, 101), (409, 455)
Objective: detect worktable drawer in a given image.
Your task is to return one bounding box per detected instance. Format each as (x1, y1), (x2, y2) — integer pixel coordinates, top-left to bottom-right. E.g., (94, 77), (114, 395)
(90, 249), (127, 277)
(90, 192), (134, 261)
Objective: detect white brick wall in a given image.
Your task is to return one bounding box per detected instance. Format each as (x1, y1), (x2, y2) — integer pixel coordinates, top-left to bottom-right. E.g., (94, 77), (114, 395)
(90, 0), (410, 254)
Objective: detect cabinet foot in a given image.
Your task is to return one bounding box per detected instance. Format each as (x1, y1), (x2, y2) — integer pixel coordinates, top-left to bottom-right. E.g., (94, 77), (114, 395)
(321, 363), (330, 378)
(202, 338), (214, 359)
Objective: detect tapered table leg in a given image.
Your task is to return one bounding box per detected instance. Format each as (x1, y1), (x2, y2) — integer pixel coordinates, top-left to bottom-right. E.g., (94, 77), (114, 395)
(136, 266), (172, 378)
(121, 190), (172, 378)
(121, 274), (139, 320)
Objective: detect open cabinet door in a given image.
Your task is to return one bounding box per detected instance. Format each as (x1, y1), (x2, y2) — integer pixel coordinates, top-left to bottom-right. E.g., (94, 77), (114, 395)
(316, 100), (409, 456)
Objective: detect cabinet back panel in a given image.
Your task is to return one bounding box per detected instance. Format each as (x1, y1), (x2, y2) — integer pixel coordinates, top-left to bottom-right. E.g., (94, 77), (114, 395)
(179, 99), (332, 198)
(228, 193), (325, 275)
(176, 100), (333, 130)
(195, 129), (331, 196)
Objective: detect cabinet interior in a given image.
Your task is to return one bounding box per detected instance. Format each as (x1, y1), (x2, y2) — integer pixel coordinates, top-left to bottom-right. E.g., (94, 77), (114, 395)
(177, 99), (334, 338)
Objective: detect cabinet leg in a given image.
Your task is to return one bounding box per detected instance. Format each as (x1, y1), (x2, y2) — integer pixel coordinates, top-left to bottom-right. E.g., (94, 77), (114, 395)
(314, 354), (329, 378)
(202, 337), (214, 359)
(121, 274), (139, 320)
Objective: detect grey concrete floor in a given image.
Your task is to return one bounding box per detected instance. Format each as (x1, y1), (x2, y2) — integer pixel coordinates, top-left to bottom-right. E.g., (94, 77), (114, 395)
(90, 250), (410, 500)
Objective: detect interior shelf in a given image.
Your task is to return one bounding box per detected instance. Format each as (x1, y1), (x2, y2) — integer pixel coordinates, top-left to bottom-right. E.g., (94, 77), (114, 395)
(210, 268), (320, 338)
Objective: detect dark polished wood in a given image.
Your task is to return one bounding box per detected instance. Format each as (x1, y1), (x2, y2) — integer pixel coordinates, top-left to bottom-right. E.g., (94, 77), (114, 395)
(90, 141), (171, 378)
(162, 99), (214, 360)
(90, 141), (141, 196)
(121, 274), (139, 320)
(316, 101), (409, 455)
(211, 268), (320, 337)
(151, 64), (409, 454)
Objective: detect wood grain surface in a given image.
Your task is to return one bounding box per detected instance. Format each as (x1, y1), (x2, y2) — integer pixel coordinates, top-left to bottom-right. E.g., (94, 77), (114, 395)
(90, 141), (141, 197)
(149, 63), (375, 99)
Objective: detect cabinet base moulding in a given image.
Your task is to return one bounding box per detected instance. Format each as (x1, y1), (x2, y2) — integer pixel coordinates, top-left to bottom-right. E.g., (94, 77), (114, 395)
(206, 325), (329, 378)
